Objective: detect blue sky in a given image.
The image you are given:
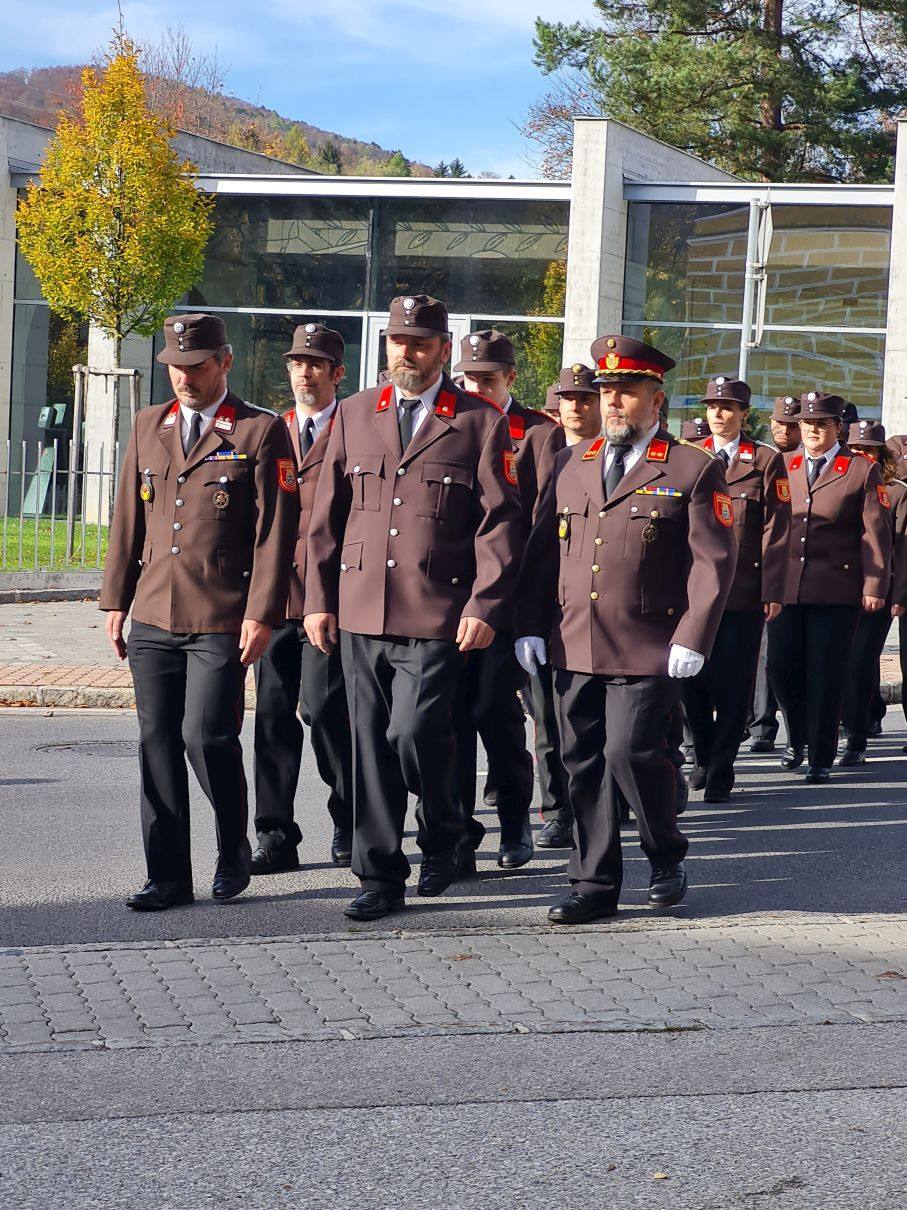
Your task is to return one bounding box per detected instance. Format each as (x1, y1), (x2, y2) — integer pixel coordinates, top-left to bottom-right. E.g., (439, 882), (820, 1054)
(0, 1), (597, 176)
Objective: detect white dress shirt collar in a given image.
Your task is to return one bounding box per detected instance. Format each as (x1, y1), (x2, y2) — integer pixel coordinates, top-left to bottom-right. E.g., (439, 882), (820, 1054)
(808, 441), (839, 469)
(393, 373), (444, 412)
(179, 389), (227, 441)
(295, 398), (336, 440)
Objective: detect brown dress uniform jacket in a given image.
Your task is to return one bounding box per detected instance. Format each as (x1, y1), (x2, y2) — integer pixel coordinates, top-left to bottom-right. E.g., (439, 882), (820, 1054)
(518, 430), (738, 676)
(100, 391), (299, 633)
(883, 478), (907, 608)
(507, 400), (565, 536)
(782, 447), (892, 606)
(284, 407), (335, 622)
(304, 374), (523, 640)
(700, 436), (791, 611)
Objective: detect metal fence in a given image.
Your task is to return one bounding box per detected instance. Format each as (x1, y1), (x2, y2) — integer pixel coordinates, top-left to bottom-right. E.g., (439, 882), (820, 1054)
(0, 440), (121, 571)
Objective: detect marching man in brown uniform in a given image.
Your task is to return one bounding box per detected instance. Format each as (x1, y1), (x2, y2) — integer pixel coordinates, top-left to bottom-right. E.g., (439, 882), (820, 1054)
(304, 295), (522, 921)
(101, 314), (299, 910)
(251, 323), (353, 873)
(515, 336), (737, 924)
(452, 330), (565, 868)
(681, 377), (790, 801)
(767, 392), (891, 783)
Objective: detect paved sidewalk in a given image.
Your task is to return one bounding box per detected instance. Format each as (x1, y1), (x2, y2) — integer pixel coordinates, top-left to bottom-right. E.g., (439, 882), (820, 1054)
(3, 914), (906, 1054)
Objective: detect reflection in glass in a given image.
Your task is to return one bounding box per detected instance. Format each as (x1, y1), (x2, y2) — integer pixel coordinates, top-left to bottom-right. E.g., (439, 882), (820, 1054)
(151, 313), (363, 412)
(190, 196), (370, 311)
(624, 203), (749, 326)
(621, 323), (742, 425)
(763, 207), (891, 330)
(10, 304), (88, 458)
(747, 330), (884, 419)
(372, 199), (568, 315)
(468, 318), (564, 410)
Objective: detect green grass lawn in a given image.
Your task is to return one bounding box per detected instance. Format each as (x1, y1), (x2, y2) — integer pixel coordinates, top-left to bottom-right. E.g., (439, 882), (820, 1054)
(0, 517), (109, 571)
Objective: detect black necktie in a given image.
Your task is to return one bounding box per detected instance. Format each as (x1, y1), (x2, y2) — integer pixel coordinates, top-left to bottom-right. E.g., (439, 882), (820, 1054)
(399, 398), (421, 450)
(807, 455), (826, 487)
(604, 443), (632, 500)
(301, 417), (316, 455)
(716, 448), (730, 468)
(183, 410), (202, 458)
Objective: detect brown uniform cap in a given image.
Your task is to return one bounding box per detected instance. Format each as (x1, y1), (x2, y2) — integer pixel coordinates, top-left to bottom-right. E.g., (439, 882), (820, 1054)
(700, 376), (751, 407)
(382, 294), (450, 339)
(453, 329), (515, 373)
(590, 335), (676, 384)
(848, 419), (886, 447)
(544, 383), (560, 414)
(681, 417), (710, 441)
(554, 364), (599, 397)
(285, 322), (345, 363)
(157, 314), (228, 366)
(799, 391), (847, 420)
(771, 395), (801, 423)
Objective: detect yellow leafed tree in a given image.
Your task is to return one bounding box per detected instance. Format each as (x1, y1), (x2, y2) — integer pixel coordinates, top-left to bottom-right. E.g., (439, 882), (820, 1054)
(17, 33), (213, 369)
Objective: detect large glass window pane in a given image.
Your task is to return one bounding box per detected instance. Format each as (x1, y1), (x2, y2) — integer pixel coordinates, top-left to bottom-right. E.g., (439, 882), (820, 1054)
(372, 199), (568, 315)
(763, 206), (891, 329)
(624, 203), (748, 326)
(190, 196), (370, 311)
(9, 304), (88, 460)
(468, 318), (563, 410)
(151, 313), (363, 411)
(747, 330), (885, 419)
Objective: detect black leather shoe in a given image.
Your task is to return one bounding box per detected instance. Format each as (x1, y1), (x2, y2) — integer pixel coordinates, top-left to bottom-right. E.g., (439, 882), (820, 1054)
(749, 738), (775, 753)
(838, 748), (866, 767)
(483, 788), (499, 808)
(704, 770), (734, 802)
(417, 847), (477, 896)
(688, 764), (708, 791)
(212, 866), (251, 900)
(805, 766), (830, 784)
(330, 826), (353, 867)
(780, 747), (805, 770)
(536, 818), (574, 848)
(498, 816), (534, 869)
(648, 862), (688, 908)
(548, 890), (617, 925)
(344, 890), (404, 920)
(126, 881), (194, 911)
(250, 839), (300, 875)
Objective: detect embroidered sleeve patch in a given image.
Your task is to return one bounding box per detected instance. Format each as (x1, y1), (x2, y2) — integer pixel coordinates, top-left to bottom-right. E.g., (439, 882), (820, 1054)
(277, 458), (296, 493)
(713, 491), (734, 527)
(776, 478), (791, 503)
(878, 484), (891, 509)
(503, 450), (518, 486)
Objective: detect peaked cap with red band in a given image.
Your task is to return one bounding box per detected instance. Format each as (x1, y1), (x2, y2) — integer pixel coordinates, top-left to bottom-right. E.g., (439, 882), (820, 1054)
(590, 335), (675, 386)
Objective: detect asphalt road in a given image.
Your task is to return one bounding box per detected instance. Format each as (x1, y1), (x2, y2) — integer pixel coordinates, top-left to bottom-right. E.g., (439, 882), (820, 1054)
(2, 708), (907, 947)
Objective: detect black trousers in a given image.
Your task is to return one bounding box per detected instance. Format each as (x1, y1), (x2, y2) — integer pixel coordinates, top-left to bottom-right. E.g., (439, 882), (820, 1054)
(527, 663), (571, 824)
(749, 629), (780, 743)
(554, 669), (688, 900)
(127, 621), (250, 884)
(454, 632), (534, 848)
(253, 621), (352, 846)
(341, 631), (468, 893)
(682, 610), (764, 780)
(841, 609), (892, 750)
(767, 603), (860, 768)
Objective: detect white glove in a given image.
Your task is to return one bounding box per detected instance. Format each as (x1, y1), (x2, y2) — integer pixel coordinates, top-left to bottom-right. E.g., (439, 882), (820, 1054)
(668, 644), (705, 679)
(515, 636), (547, 676)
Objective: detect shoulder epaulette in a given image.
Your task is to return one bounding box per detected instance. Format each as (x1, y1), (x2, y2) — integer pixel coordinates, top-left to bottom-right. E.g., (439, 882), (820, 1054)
(464, 390), (504, 414)
(244, 401), (278, 417)
(678, 437), (715, 458)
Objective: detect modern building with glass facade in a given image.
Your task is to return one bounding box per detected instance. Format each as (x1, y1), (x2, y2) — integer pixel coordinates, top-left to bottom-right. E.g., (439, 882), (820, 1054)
(5, 110), (907, 483)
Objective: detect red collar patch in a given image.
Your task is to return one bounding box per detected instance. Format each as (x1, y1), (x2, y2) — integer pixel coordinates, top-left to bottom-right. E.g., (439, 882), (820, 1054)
(790, 454), (804, 470)
(435, 391), (457, 419)
(213, 403), (236, 433)
(738, 441), (755, 462)
(833, 454), (851, 475)
(703, 435), (714, 451)
(581, 436), (606, 461)
(162, 401), (179, 427)
(509, 414), (526, 441)
(376, 384), (393, 413)
(646, 438), (669, 463)
(284, 411), (294, 427)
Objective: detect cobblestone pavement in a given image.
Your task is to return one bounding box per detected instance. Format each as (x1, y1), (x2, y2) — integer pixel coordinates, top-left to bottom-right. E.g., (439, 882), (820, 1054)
(3, 914), (906, 1054)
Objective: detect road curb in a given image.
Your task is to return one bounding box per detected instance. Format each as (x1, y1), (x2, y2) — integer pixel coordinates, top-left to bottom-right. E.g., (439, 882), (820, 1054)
(0, 684), (257, 708)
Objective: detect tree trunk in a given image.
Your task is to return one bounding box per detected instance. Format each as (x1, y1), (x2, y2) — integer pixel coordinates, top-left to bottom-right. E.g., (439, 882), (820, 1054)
(759, 0), (786, 180)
